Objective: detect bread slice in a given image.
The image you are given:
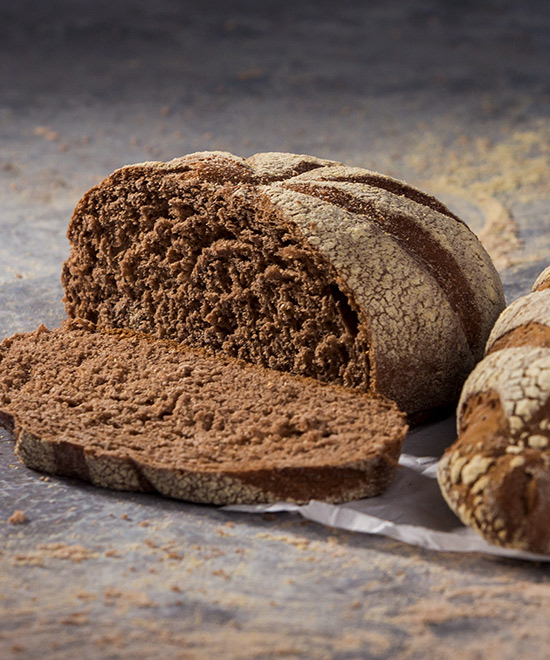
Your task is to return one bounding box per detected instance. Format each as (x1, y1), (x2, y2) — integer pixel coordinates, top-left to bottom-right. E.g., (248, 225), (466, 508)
(61, 151), (505, 416)
(0, 322), (407, 505)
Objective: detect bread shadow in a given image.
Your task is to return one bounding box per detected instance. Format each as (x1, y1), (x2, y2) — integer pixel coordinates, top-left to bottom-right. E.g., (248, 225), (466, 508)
(403, 413), (457, 458)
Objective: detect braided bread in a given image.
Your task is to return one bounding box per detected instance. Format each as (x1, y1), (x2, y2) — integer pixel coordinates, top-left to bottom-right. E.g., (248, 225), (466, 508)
(438, 266), (550, 553)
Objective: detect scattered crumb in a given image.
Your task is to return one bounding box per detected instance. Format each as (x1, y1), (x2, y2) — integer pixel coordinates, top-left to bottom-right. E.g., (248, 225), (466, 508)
(104, 587), (123, 601)
(130, 592), (157, 608)
(39, 543), (98, 562)
(8, 510), (27, 525)
(165, 551), (183, 561)
(12, 554), (45, 567)
(256, 531), (310, 550)
(12, 543), (98, 565)
(103, 588), (157, 609)
(94, 631), (125, 648)
(10, 643), (25, 653)
(58, 612), (89, 626)
(139, 520), (150, 528)
(201, 548), (224, 560)
(33, 125), (60, 142)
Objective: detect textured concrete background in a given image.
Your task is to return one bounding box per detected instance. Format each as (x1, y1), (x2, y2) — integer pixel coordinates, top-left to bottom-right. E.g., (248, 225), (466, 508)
(1, 1), (550, 658)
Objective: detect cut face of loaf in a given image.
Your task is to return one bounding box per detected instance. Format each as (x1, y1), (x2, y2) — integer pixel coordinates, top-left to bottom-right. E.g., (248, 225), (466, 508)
(62, 151), (505, 415)
(0, 322), (407, 505)
(437, 268), (550, 553)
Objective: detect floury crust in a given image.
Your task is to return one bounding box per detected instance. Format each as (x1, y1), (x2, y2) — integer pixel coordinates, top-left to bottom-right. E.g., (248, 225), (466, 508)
(438, 269), (550, 553)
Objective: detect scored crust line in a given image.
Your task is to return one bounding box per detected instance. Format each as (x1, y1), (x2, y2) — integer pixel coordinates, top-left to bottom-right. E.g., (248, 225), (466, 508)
(283, 180), (483, 353)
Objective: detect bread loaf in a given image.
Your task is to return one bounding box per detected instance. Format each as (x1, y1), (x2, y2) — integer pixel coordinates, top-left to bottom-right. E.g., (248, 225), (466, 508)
(437, 266), (550, 553)
(62, 151), (505, 416)
(0, 321), (407, 505)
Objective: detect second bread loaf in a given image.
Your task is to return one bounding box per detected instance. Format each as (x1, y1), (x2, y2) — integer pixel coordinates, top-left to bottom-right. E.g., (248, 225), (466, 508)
(438, 266), (550, 553)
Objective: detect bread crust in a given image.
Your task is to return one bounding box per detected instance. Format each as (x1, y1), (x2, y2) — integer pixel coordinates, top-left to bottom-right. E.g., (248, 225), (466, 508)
(62, 151), (504, 415)
(438, 267), (550, 553)
(533, 265), (550, 292)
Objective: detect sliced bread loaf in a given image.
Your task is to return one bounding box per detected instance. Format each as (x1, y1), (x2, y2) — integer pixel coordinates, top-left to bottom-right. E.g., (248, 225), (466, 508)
(0, 322), (407, 505)
(62, 151), (505, 416)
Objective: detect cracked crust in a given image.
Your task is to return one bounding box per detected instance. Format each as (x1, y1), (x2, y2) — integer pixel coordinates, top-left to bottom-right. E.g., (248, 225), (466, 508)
(0, 323), (407, 505)
(533, 266), (550, 292)
(438, 266), (550, 553)
(62, 151), (504, 416)
(486, 288), (550, 353)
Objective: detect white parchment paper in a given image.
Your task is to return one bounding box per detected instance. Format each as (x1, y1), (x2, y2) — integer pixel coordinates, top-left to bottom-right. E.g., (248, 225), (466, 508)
(225, 415), (550, 562)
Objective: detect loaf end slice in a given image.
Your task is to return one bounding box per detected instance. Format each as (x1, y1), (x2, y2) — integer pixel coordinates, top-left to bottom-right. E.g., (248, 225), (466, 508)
(0, 323), (407, 505)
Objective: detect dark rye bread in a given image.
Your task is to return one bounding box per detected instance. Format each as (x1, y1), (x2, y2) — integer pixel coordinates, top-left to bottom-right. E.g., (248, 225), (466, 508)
(437, 266), (550, 553)
(0, 322), (407, 505)
(62, 151), (505, 416)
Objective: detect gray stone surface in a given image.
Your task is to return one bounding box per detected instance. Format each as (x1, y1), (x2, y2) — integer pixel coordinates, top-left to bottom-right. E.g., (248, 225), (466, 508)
(1, 1), (549, 658)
